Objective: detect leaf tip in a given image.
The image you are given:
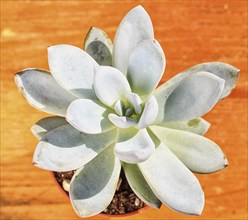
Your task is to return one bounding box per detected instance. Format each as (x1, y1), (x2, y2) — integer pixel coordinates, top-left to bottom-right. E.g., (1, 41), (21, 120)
(32, 161), (38, 166)
(224, 157), (229, 168)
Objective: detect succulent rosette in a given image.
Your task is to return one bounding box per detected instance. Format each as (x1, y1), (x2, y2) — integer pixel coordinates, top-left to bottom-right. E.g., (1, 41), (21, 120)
(15, 5), (239, 218)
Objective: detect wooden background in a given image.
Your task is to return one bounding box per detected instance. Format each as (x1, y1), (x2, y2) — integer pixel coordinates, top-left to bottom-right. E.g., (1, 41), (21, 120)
(1, 0), (247, 219)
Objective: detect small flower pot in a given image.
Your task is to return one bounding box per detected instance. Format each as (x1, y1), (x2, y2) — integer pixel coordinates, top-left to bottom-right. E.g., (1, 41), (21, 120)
(51, 169), (149, 217)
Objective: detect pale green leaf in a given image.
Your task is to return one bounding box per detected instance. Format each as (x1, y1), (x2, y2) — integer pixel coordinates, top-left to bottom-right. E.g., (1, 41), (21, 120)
(84, 27), (112, 66)
(155, 72), (225, 123)
(66, 99), (115, 134)
(115, 127), (155, 163)
(33, 124), (117, 172)
(14, 69), (76, 116)
(138, 141), (204, 215)
(94, 66), (131, 107)
(123, 163), (162, 208)
(48, 44), (99, 99)
(113, 5), (154, 75)
(150, 126), (228, 173)
(127, 39), (165, 97)
(177, 62), (240, 99)
(31, 116), (68, 139)
(70, 144), (121, 217)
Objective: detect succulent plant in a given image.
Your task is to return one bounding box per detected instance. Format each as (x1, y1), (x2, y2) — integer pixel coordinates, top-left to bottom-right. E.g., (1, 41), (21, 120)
(15, 5), (239, 218)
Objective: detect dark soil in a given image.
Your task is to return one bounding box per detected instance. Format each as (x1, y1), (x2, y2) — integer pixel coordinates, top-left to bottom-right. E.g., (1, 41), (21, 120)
(53, 168), (146, 215)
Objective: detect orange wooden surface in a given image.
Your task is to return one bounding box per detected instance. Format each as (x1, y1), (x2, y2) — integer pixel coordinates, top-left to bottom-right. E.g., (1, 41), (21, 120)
(1, 0), (247, 220)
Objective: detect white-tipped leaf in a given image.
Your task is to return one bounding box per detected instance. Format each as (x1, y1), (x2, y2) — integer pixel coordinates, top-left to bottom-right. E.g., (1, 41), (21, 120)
(94, 66), (131, 107)
(48, 44), (99, 99)
(123, 163), (162, 208)
(66, 99), (114, 134)
(127, 39), (165, 97)
(125, 93), (142, 115)
(176, 62), (240, 99)
(154, 70), (191, 123)
(157, 71), (225, 122)
(70, 144), (121, 218)
(138, 141), (204, 215)
(14, 69), (76, 116)
(31, 116), (68, 139)
(115, 127), (155, 163)
(136, 96), (158, 129)
(84, 27), (113, 66)
(150, 126), (228, 173)
(158, 118), (210, 135)
(108, 114), (137, 129)
(114, 100), (123, 116)
(33, 124), (117, 172)
(113, 5), (154, 75)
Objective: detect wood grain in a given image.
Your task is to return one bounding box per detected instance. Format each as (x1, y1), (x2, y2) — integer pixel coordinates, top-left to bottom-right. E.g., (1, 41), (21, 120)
(1, 0), (247, 219)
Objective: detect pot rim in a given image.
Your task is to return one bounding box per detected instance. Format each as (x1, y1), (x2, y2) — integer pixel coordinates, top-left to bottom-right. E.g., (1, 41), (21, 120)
(50, 171), (149, 218)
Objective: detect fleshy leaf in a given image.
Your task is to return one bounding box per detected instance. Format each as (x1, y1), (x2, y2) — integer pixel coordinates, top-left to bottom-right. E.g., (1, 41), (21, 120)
(154, 71), (190, 123)
(108, 114), (137, 129)
(155, 71), (225, 122)
(127, 39), (165, 97)
(70, 144), (121, 218)
(48, 44), (99, 99)
(138, 141), (204, 215)
(157, 118), (210, 135)
(125, 93), (142, 115)
(115, 127), (155, 163)
(14, 68), (76, 116)
(150, 126), (228, 173)
(114, 100), (123, 116)
(84, 27), (113, 66)
(176, 62), (240, 99)
(94, 66), (131, 107)
(33, 124), (117, 172)
(123, 163), (162, 208)
(31, 116), (68, 139)
(66, 99), (114, 134)
(113, 5), (154, 75)
(136, 96), (158, 129)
